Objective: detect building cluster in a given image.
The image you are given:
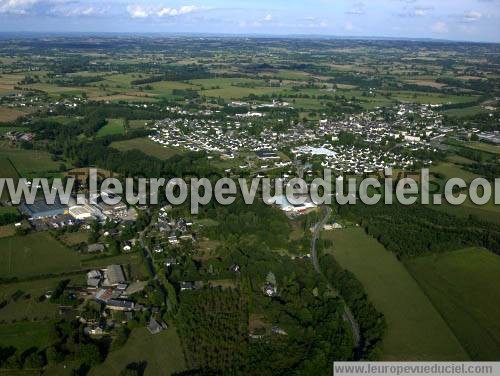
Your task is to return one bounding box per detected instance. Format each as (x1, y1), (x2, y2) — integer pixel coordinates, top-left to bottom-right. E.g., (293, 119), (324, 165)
(149, 104), (449, 174)
(149, 117), (276, 154)
(19, 191), (135, 224)
(2, 130), (34, 142)
(83, 264), (168, 336)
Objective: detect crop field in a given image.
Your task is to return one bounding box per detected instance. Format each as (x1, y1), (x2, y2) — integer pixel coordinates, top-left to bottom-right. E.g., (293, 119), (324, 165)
(0, 232), (82, 279)
(323, 228), (469, 360)
(110, 137), (186, 160)
(89, 327), (186, 376)
(406, 248), (500, 360)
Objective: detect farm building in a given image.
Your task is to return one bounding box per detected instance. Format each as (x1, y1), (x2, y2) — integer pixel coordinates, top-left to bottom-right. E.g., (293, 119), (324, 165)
(103, 264), (126, 286)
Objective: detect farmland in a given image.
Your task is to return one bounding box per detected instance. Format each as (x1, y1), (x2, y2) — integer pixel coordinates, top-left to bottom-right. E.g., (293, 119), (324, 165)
(0, 232), (81, 279)
(0, 144), (60, 178)
(89, 327), (186, 376)
(0, 274), (85, 322)
(0, 320), (54, 352)
(323, 228), (469, 360)
(406, 248), (500, 360)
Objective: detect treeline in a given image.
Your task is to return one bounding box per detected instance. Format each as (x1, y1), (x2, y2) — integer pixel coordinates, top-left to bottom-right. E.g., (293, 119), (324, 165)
(467, 162), (500, 182)
(0, 209), (21, 226)
(320, 254), (386, 359)
(52, 102), (170, 120)
(338, 201), (500, 257)
(0, 319), (105, 373)
(444, 110), (500, 132)
(29, 112), (107, 140)
(51, 75), (104, 87)
(436, 77), (500, 94)
(130, 65), (210, 84)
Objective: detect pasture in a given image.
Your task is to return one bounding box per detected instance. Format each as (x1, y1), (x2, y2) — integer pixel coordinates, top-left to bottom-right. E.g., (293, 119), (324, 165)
(0, 320), (53, 352)
(323, 228), (469, 360)
(0, 232), (81, 279)
(0, 144), (60, 177)
(406, 248), (500, 360)
(0, 274), (86, 322)
(89, 327), (186, 376)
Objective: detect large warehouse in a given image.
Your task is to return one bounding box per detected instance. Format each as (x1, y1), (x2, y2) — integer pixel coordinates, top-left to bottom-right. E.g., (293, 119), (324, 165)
(20, 197), (68, 219)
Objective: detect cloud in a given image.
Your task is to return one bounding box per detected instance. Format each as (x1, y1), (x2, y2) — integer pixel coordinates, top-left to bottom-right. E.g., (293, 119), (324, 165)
(49, 3), (108, 17)
(346, 2), (365, 15)
(344, 21), (354, 31)
(398, 5), (433, 18)
(127, 4), (199, 18)
(158, 5), (198, 17)
(462, 11), (482, 23)
(126, 5), (150, 18)
(263, 14), (272, 22)
(0, 0), (39, 14)
(431, 21), (448, 33)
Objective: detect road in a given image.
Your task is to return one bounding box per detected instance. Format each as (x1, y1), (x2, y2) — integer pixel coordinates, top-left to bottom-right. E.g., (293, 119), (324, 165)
(310, 206), (361, 351)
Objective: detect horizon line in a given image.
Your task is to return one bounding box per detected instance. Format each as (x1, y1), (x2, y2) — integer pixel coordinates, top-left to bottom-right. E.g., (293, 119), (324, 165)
(0, 31), (498, 45)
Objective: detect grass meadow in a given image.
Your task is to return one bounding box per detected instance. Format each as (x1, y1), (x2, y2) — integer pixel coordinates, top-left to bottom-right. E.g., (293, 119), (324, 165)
(406, 248), (500, 360)
(323, 228), (469, 360)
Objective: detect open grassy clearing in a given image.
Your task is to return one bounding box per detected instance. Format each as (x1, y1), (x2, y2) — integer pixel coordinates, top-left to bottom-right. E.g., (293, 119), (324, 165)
(89, 327), (186, 376)
(442, 106), (489, 117)
(406, 248), (500, 360)
(97, 118), (124, 137)
(323, 227), (468, 360)
(59, 230), (89, 246)
(110, 137), (186, 160)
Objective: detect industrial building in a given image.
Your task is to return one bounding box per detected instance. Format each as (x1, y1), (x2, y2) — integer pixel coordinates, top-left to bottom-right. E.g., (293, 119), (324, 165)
(20, 197), (67, 219)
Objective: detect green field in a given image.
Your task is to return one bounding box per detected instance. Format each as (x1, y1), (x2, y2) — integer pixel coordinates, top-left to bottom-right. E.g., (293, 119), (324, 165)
(0, 156), (19, 199)
(429, 161), (500, 224)
(97, 118), (125, 137)
(0, 144), (60, 177)
(406, 248), (500, 360)
(0, 156), (19, 178)
(0, 274), (85, 322)
(0, 320), (53, 352)
(0, 232), (81, 279)
(324, 228), (469, 360)
(110, 137), (186, 160)
(89, 327), (186, 376)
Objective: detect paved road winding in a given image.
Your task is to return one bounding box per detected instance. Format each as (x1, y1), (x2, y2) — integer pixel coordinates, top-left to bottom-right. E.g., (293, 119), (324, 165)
(310, 206), (361, 351)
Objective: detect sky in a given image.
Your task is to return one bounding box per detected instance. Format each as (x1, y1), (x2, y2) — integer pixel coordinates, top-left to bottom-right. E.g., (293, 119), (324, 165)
(0, 0), (499, 42)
